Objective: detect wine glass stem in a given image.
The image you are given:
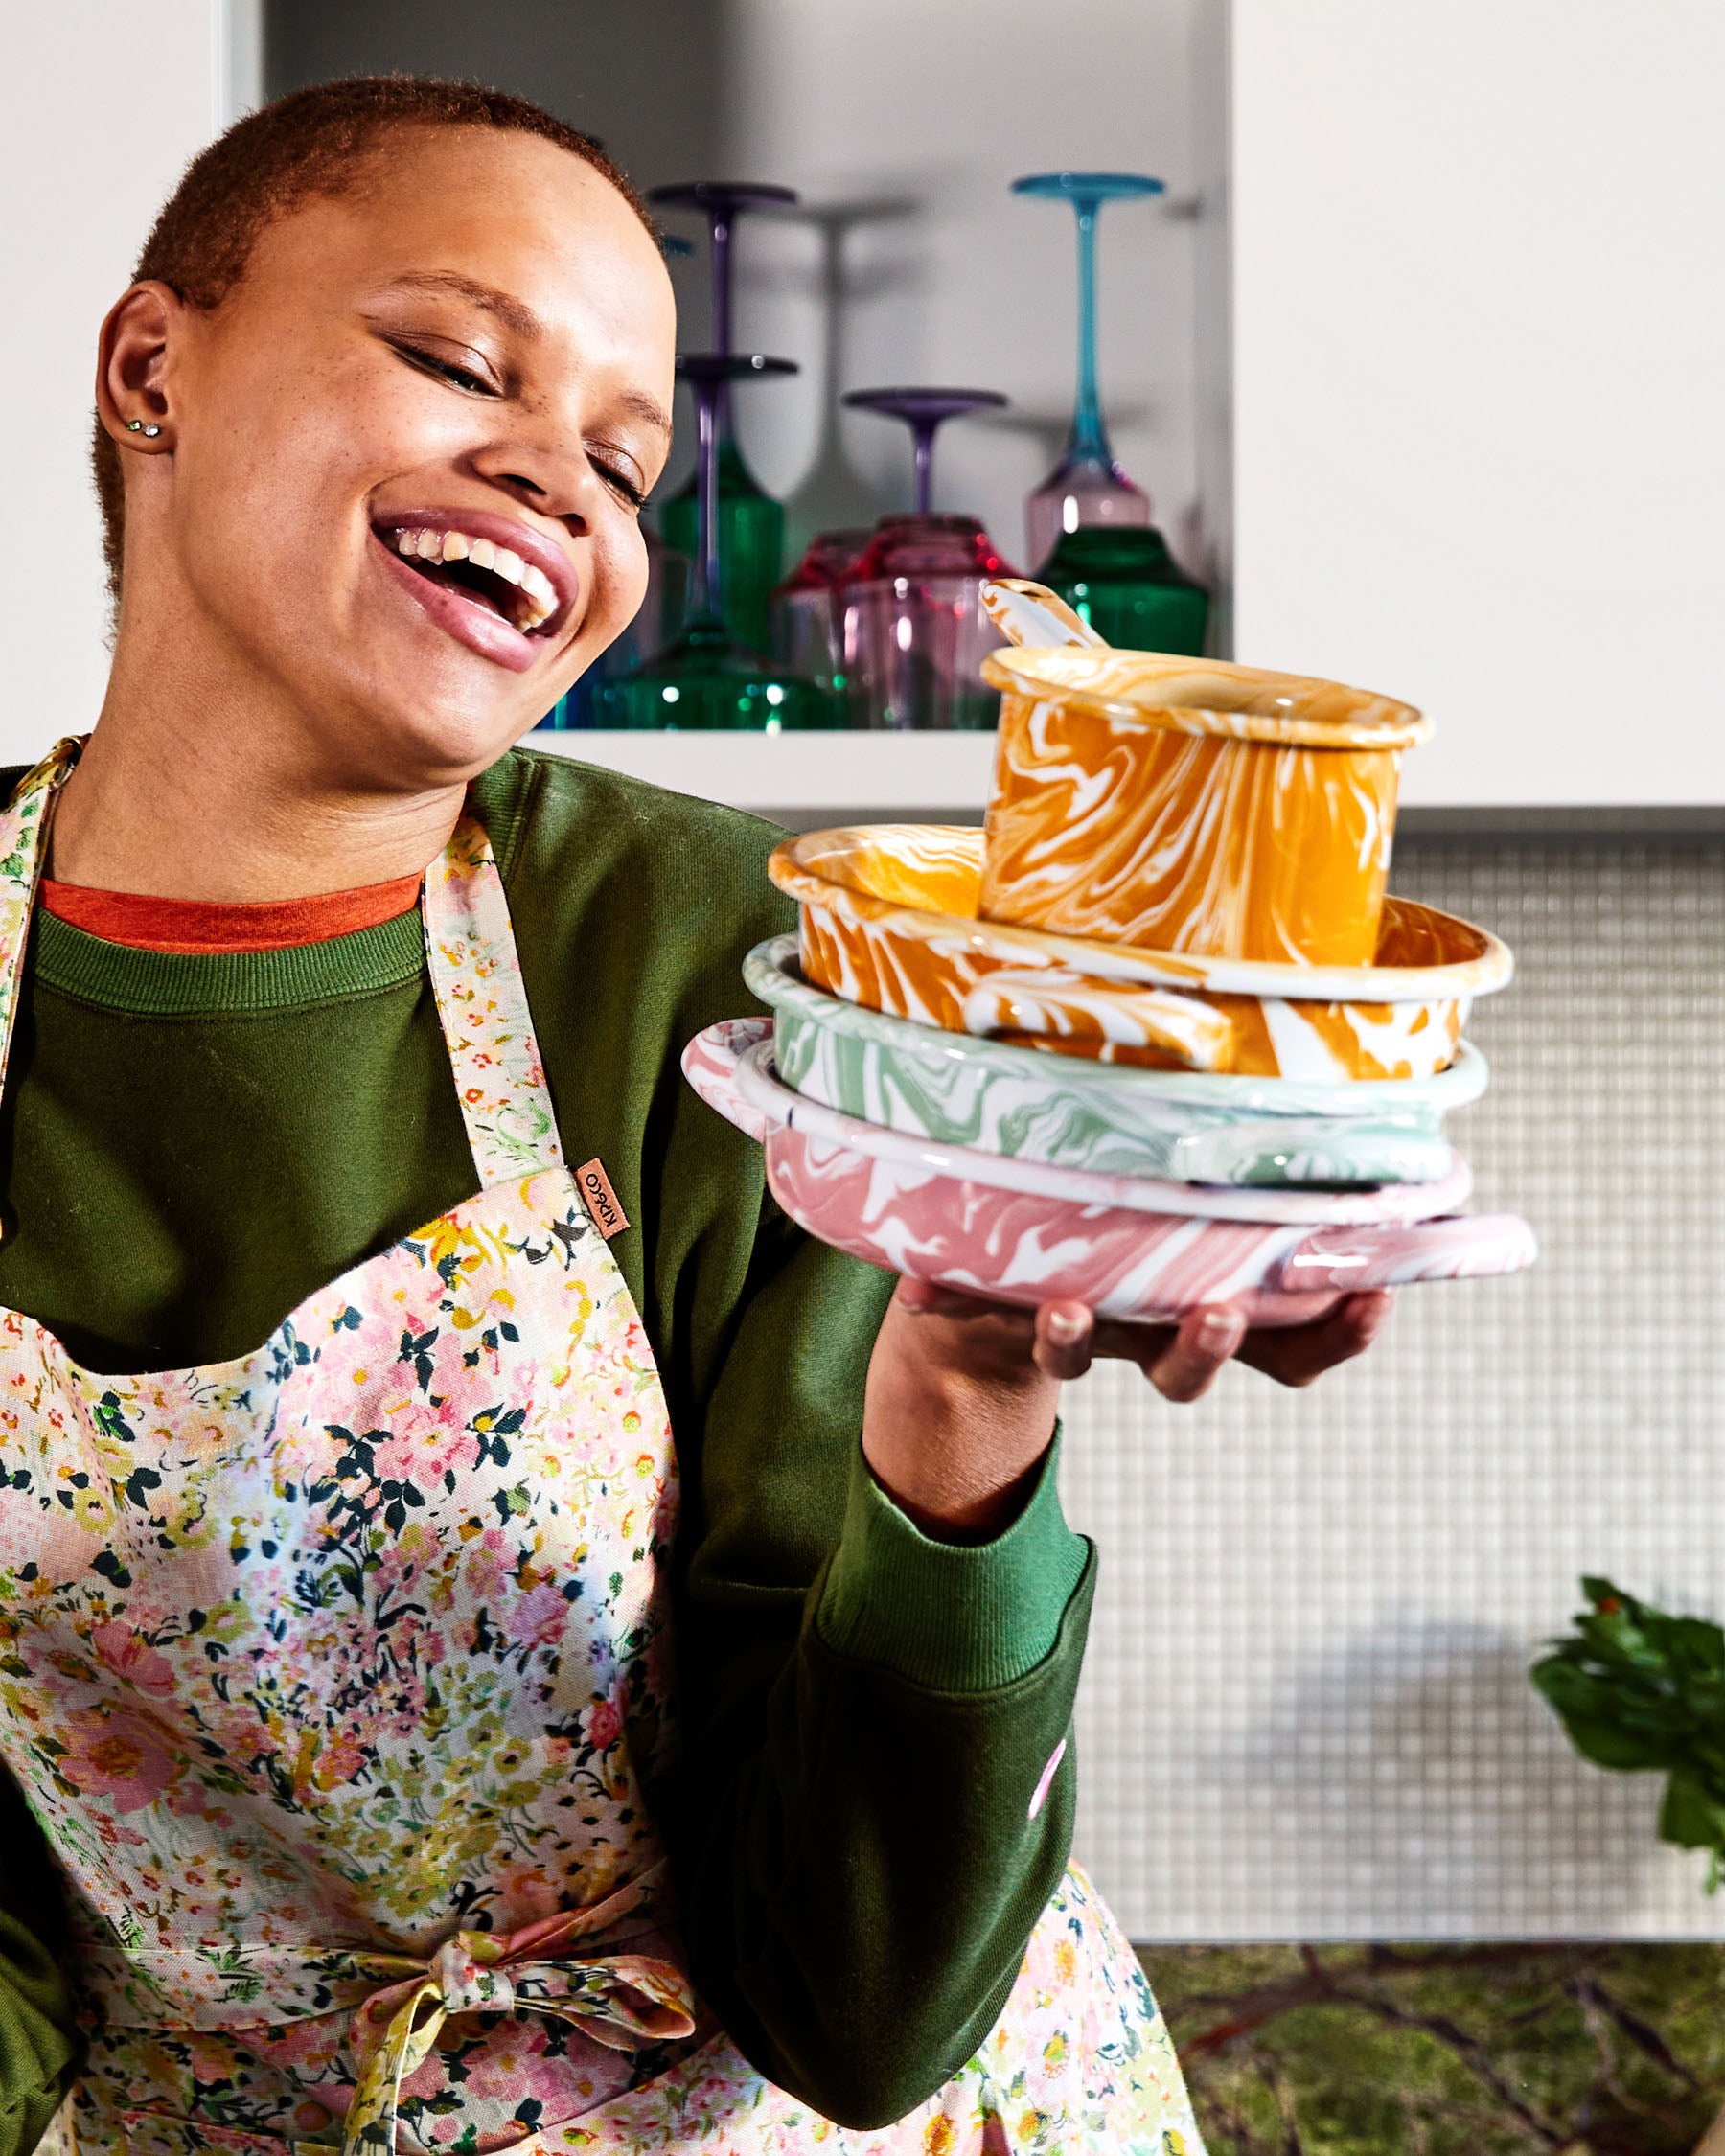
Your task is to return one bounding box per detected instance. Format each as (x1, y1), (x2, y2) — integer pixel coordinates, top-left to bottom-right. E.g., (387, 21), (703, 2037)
(694, 377), (724, 620)
(708, 209), (737, 444)
(1070, 202), (1110, 464)
(911, 419), (940, 516)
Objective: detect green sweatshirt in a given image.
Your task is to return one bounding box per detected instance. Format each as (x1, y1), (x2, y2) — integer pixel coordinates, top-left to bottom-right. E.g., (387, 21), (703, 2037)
(0, 745), (1094, 2142)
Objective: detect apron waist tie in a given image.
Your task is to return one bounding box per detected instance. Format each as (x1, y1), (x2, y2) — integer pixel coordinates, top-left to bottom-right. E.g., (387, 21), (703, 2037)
(292, 1869), (694, 2156)
(346, 1945), (693, 2156)
(89, 1863), (699, 2156)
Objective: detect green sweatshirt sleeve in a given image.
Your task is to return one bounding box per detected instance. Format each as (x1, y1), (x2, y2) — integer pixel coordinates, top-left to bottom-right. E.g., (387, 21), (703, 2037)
(0, 1915), (76, 2156)
(654, 1187), (1095, 2129)
(817, 1433), (1089, 1690)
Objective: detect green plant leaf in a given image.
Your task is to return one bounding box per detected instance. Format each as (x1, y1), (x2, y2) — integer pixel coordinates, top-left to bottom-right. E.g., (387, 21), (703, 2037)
(1534, 1577), (1725, 1886)
(1657, 1770), (1725, 1853)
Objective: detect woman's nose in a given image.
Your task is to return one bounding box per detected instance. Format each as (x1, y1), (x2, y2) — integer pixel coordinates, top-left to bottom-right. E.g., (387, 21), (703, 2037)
(467, 430), (597, 529)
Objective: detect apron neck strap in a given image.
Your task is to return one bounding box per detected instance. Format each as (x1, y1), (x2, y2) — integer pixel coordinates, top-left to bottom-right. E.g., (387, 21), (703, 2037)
(0, 737), (83, 1104)
(0, 743), (563, 1194)
(422, 808), (565, 1188)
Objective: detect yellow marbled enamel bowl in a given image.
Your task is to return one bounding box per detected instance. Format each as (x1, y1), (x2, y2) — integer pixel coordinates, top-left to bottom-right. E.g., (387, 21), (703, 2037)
(978, 645), (1433, 968)
(768, 824), (1512, 1083)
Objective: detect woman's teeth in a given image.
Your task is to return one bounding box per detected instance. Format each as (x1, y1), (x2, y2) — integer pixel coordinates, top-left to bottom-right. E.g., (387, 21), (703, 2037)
(390, 525), (559, 631)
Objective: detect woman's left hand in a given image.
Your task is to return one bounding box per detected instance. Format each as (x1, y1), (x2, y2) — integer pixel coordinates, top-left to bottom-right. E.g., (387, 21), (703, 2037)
(862, 1280), (1392, 1541)
(1021, 1286), (1393, 1397)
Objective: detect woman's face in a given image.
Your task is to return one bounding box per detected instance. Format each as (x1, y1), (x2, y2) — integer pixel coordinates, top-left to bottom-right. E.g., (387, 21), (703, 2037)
(124, 126), (677, 785)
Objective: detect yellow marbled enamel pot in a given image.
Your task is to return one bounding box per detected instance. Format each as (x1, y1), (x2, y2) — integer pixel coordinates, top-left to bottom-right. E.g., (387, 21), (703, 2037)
(978, 646), (1434, 967)
(768, 824), (1512, 1083)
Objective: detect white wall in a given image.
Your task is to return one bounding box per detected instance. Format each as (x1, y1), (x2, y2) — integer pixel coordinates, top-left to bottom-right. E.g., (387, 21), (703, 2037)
(1, 1), (231, 770)
(25, 2), (1716, 805)
(1231, 0), (1725, 807)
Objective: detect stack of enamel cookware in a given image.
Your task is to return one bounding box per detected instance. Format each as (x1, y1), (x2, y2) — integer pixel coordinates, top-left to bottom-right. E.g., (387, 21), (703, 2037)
(684, 582), (1535, 1325)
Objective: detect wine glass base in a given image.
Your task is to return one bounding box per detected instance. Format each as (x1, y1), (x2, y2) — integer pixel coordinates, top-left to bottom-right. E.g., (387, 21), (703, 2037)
(601, 625), (840, 731)
(1026, 462), (1151, 569)
(1037, 524), (1210, 656)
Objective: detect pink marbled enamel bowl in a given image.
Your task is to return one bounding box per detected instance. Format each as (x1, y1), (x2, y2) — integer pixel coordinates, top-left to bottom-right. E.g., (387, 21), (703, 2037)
(683, 1021), (1537, 1325)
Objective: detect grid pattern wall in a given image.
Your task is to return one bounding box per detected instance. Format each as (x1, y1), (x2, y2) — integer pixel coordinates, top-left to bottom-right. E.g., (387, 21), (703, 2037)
(1059, 838), (1725, 1940)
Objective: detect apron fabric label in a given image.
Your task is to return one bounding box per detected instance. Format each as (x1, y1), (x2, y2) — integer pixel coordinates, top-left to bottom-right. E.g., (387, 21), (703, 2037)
(577, 1157), (630, 1239)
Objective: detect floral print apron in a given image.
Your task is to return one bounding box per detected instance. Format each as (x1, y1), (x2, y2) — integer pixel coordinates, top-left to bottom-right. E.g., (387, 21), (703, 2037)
(0, 743), (1203, 2156)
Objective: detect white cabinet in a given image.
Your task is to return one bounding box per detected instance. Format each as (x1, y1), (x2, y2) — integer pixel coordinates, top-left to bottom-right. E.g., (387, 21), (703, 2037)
(529, 728), (998, 825)
(565, 0), (1725, 816)
(1230, 0), (1725, 808)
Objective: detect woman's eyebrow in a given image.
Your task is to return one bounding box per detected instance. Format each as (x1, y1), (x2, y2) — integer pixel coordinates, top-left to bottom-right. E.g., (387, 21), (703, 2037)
(372, 269), (544, 341)
(369, 270), (672, 440)
(615, 389), (673, 442)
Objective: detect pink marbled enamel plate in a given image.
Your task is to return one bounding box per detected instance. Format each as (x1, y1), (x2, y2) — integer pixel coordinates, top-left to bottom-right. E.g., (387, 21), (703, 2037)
(682, 1021), (1538, 1326)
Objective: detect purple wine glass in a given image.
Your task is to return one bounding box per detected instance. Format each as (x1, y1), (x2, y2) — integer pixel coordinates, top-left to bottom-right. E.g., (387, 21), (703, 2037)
(603, 355), (836, 729)
(842, 386), (1009, 516)
(838, 387), (1016, 729)
(648, 184), (798, 653)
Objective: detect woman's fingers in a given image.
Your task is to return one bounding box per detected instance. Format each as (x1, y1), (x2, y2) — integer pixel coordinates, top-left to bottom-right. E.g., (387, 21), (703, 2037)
(892, 1273), (997, 1319)
(1235, 1289), (1393, 1388)
(891, 1277), (1392, 1397)
(1138, 1304), (1248, 1403)
(1033, 1300), (1097, 1381)
(890, 1280), (1110, 1385)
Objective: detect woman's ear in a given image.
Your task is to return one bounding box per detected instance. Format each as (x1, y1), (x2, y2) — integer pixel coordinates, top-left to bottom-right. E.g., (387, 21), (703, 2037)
(96, 281), (182, 451)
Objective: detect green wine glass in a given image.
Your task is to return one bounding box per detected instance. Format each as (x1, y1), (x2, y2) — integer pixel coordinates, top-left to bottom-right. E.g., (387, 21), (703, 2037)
(649, 182), (795, 656)
(601, 355), (838, 732)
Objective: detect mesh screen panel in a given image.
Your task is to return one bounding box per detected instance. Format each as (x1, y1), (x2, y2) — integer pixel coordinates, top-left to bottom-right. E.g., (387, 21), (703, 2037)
(1059, 838), (1725, 1939)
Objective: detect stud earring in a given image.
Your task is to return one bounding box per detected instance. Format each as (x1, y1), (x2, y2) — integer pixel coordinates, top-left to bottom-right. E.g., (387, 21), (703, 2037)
(125, 419), (162, 438)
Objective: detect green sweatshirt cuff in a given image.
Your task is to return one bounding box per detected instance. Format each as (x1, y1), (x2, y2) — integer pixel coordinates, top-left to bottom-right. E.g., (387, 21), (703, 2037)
(815, 1434), (1092, 1692)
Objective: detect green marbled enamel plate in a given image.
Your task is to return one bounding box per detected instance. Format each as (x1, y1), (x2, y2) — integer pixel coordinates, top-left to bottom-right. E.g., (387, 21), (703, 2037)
(744, 936), (1485, 1188)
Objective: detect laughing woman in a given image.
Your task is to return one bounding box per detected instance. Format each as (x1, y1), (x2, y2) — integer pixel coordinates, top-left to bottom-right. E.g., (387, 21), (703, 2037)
(0, 79), (1386, 2156)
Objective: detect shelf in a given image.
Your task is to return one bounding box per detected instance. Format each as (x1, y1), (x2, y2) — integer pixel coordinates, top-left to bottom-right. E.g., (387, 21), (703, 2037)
(528, 727), (998, 821)
(526, 720), (1725, 828)
(526, 727), (1725, 834)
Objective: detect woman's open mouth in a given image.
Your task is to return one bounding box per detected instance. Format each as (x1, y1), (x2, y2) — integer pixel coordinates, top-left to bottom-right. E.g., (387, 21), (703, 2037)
(381, 523), (564, 634)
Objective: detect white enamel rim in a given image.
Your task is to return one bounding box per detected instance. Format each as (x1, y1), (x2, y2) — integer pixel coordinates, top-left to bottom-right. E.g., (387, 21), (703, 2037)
(746, 936), (1493, 1119)
(979, 644), (1432, 750)
(773, 827), (1514, 1001)
(717, 1024), (1476, 1227)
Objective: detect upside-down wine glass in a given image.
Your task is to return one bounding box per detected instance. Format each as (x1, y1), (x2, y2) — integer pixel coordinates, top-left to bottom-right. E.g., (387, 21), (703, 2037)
(601, 354), (837, 731)
(649, 182), (796, 656)
(1012, 170), (1208, 654)
(838, 387), (1015, 730)
(769, 528), (871, 709)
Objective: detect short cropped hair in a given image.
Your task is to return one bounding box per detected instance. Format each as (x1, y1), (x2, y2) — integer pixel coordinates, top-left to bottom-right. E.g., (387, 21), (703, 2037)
(94, 76), (653, 602)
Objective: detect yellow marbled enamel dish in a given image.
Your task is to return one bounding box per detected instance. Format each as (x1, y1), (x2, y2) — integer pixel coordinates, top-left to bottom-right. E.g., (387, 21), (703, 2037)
(978, 644), (1434, 968)
(769, 823), (1512, 1084)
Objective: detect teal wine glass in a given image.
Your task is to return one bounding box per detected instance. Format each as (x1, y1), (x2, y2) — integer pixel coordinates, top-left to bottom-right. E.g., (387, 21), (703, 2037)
(1012, 171), (1208, 654)
(601, 355), (839, 731)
